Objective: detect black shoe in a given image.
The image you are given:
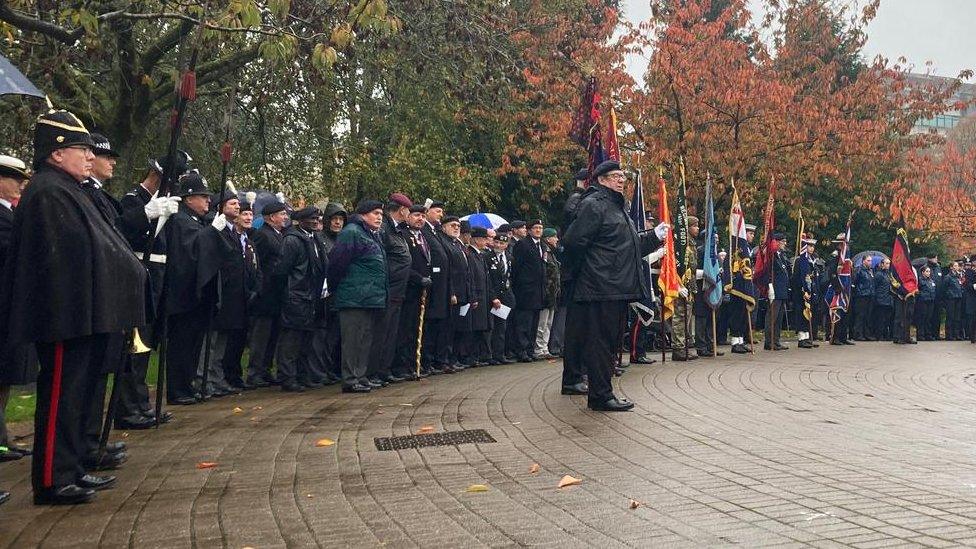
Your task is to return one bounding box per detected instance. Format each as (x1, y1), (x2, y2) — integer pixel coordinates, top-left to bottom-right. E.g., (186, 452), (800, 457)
(731, 344), (750, 354)
(502, 358), (517, 364)
(613, 367), (625, 377)
(0, 448), (24, 462)
(842, 340), (856, 345)
(115, 415), (156, 430)
(561, 383), (588, 395)
(34, 485), (95, 506)
(830, 340), (844, 345)
(84, 451), (127, 471)
(671, 351), (698, 361)
(247, 379), (270, 388)
(77, 474), (116, 491)
(908, 339), (918, 344)
(341, 384), (372, 393)
(304, 381), (323, 389)
(588, 398), (635, 412)
(0, 490), (9, 506)
(105, 442), (126, 455)
(696, 350), (725, 357)
(798, 340), (815, 349)
(773, 344), (788, 351)
(155, 411), (175, 424)
(366, 379), (385, 388)
(282, 384), (305, 393)
(630, 355), (656, 364)
(169, 396), (198, 406)
(386, 374), (406, 383)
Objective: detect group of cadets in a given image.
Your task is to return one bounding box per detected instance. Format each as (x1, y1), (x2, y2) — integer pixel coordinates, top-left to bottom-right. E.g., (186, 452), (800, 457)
(0, 110), (571, 506)
(1, 110), (973, 507)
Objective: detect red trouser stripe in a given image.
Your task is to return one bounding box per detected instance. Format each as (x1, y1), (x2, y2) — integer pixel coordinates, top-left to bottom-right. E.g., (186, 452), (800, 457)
(43, 342), (64, 488)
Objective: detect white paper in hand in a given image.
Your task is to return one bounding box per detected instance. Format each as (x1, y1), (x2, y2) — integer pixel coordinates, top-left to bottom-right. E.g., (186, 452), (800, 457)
(459, 304), (471, 317)
(491, 304), (512, 320)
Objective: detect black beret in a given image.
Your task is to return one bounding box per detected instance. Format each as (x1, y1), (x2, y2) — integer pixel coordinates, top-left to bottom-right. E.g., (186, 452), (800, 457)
(574, 168), (589, 181)
(33, 110), (95, 169)
(409, 204), (428, 214)
(510, 220), (526, 229)
(429, 200), (446, 209)
(262, 201), (287, 216)
(178, 172), (210, 197)
(292, 206), (322, 221)
(471, 227), (488, 238)
(90, 133), (120, 158)
(592, 159), (622, 179)
(527, 219), (543, 229)
(240, 201), (253, 213)
(460, 220), (471, 234)
(214, 189), (238, 204)
(496, 223), (511, 233)
(355, 199), (384, 215)
(442, 215), (460, 225)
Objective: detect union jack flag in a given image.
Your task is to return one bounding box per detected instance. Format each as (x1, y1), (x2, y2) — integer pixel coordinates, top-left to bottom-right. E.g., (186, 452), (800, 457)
(825, 213), (854, 324)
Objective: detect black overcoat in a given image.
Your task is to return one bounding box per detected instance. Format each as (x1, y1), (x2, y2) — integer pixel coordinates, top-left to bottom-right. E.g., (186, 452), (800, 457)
(163, 206), (233, 316)
(214, 227), (261, 331)
(421, 223), (451, 320)
(250, 223), (287, 317)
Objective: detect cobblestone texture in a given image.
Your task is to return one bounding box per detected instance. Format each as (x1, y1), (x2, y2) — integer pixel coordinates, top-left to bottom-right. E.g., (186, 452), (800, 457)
(3, 342), (976, 547)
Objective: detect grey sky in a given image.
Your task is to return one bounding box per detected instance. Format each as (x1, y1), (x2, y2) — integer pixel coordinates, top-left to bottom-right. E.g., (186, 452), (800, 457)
(622, 0), (975, 82)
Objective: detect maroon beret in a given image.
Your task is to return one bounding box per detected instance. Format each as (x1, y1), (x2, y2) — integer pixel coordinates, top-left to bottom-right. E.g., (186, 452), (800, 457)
(389, 192), (412, 209)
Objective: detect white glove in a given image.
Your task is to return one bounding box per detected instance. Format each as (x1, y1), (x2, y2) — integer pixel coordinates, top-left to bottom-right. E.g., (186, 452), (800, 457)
(678, 287), (689, 298)
(144, 195), (181, 220)
(768, 283), (775, 300)
(654, 222), (670, 240)
(647, 246), (666, 263)
(211, 213), (228, 232)
(695, 268), (704, 280)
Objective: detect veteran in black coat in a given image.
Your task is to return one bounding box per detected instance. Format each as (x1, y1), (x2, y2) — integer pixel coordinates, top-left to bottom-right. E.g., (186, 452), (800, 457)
(421, 213), (452, 371)
(368, 202), (413, 384)
(0, 111), (147, 505)
(486, 233), (516, 364)
(246, 203), (289, 386)
(561, 160), (662, 412)
(394, 206), (433, 378)
(511, 220), (547, 361)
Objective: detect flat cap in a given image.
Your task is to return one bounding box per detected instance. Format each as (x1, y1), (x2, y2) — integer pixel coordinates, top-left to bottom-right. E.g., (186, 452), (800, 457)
(409, 204), (428, 214)
(527, 219), (543, 229)
(471, 226), (488, 238)
(355, 199), (384, 215)
(510, 220), (526, 229)
(592, 159), (622, 179)
(292, 206), (322, 221)
(262, 201), (287, 216)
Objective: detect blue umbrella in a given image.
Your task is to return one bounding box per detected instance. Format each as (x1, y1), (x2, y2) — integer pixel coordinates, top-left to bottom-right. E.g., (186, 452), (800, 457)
(0, 54), (45, 99)
(461, 213), (507, 230)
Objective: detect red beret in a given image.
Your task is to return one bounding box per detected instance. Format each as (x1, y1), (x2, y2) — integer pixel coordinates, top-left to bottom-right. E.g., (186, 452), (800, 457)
(389, 192), (412, 208)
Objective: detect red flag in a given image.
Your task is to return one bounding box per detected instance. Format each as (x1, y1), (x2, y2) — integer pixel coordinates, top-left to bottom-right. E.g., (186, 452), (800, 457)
(890, 228), (918, 297)
(657, 173), (681, 321)
(752, 177), (777, 298)
(605, 107), (620, 162)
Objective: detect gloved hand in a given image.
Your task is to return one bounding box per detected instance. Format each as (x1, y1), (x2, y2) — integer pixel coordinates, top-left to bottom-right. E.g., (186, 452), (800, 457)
(768, 283), (775, 300)
(421, 277), (433, 288)
(647, 246), (666, 263)
(678, 287), (689, 298)
(654, 222), (671, 240)
(211, 213), (228, 232)
(144, 195), (181, 220)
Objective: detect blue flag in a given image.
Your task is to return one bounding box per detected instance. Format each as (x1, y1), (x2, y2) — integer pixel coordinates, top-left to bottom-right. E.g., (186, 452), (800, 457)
(629, 170), (655, 326)
(703, 175), (723, 309)
(0, 54), (45, 98)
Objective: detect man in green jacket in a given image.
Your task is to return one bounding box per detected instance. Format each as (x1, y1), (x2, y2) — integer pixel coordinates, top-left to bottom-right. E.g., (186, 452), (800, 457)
(327, 200), (388, 393)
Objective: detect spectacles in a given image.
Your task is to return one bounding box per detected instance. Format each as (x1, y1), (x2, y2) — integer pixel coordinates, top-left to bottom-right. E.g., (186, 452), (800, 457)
(605, 172), (627, 180)
(65, 145), (93, 152)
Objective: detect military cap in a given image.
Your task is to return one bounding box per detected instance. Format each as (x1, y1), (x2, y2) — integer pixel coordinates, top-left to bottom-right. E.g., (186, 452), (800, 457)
(471, 226), (489, 238)
(214, 189), (238, 205)
(542, 228), (557, 238)
(33, 109), (95, 168)
(527, 219), (543, 229)
(355, 199), (384, 215)
(428, 200), (446, 209)
(832, 232), (848, 243)
(409, 204), (427, 214)
(496, 223), (511, 233)
(0, 155), (29, 180)
(442, 215), (460, 225)
(494, 233), (509, 242)
(149, 149), (193, 178)
(801, 233), (817, 244)
(262, 201), (287, 216)
(686, 216), (700, 226)
(389, 192), (412, 208)
(591, 159), (622, 179)
(510, 220), (526, 229)
(178, 172), (210, 197)
(240, 201), (253, 213)
(460, 220), (471, 234)
(574, 168), (589, 181)
(90, 133), (120, 158)
(292, 206), (322, 221)
(745, 223), (757, 231)
(772, 232), (786, 241)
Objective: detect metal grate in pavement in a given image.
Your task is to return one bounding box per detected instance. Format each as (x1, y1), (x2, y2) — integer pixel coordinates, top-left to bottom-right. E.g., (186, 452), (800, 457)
(374, 429), (497, 451)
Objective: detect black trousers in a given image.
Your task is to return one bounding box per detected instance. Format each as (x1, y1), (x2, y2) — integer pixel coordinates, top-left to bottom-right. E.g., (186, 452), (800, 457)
(831, 311), (850, 342)
(729, 298), (750, 339)
(370, 300), (403, 380)
(490, 315), (508, 362)
(422, 316), (446, 368)
(512, 308), (540, 359)
(395, 295), (422, 376)
(34, 334), (109, 491)
(576, 300), (627, 406)
(562, 300), (586, 386)
(764, 299), (785, 347)
(246, 315), (280, 383)
(436, 305), (460, 366)
(914, 300), (934, 339)
(893, 297), (915, 342)
(83, 333), (123, 455)
(340, 308), (383, 387)
(116, 324), (155, 421)
(851, 296), (873, 339)
(695, 312), (715, 352)
(276, 328), (312, 386)
(308, 310), (341, 382)
(930, 299), (943, 339)
(221, 329), (248, 387)
(166, 307), (209, 402)
(874, 304), (893, 340)
(945, 298), (963, 339)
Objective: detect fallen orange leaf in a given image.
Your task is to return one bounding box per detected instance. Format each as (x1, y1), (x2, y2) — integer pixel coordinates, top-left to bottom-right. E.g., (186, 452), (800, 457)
(196, 462), (218, 469)
(233, 407), (243, 414)
(315, 438), (335, 447)
(558, 475), (582, 488)
(466, 484), (489, 492)
(629, 499), (641, 509)
(529, 463), (540, 474)
(416, 425), (435, 434)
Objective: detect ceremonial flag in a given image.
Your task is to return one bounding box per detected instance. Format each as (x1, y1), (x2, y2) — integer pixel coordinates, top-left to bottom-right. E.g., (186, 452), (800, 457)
(586, 124), (605, 188)
(826, 212), (854, 324)
(605, 106), (620, 162)
(629, 170), (655, 326)
(890, 227), (919, 298)
(752, 177), (777, 298)
(703, 174), (723, 309)
(727, 182), (756, 310)
(657, 172), (681, 321)
(569, 77), (599, 148)
(675, 159), (690, 279)
(795, 209), (806, 257)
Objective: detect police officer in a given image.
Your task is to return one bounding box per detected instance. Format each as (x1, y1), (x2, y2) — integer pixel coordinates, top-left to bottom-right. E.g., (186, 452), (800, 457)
(0, 110), (146, 504)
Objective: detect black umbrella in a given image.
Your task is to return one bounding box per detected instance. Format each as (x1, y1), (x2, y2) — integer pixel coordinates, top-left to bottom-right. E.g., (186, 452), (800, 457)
(0, 54), (45, 99)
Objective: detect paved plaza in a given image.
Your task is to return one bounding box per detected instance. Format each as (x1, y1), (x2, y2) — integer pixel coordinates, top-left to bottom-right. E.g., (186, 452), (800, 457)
(3, 342), (976, 547)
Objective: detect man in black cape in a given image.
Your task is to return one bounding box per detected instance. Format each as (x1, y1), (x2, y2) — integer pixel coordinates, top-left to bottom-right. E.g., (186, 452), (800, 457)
(562, 160), (667, 412)
(0, 110), (146, 505)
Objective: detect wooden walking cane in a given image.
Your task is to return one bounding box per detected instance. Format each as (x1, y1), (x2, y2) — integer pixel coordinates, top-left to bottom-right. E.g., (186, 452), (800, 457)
(746, 307), (755, 354)
(416, 287), (428, 377)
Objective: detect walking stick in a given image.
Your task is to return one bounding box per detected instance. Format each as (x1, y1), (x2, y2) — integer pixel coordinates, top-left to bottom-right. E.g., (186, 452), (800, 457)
(416, 287), (428, 377)
(746, 307), (755, 355)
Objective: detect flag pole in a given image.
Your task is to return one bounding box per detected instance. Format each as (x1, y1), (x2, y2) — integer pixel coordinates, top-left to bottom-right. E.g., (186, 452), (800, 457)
(747, 309), (755, 354)
(659, 166), (668, 364)
(712, 309), (717, 356)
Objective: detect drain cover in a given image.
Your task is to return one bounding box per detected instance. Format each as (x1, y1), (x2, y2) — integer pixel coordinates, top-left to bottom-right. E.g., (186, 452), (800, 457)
(374, 429), (496, 451)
